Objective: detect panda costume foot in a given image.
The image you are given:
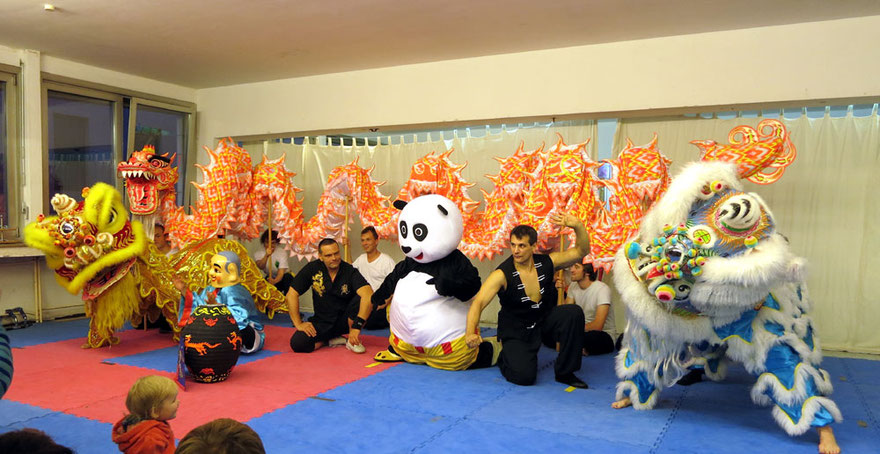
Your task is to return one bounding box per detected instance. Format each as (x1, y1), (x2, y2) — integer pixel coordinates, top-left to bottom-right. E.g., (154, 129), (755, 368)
(374, 346), (404, 362)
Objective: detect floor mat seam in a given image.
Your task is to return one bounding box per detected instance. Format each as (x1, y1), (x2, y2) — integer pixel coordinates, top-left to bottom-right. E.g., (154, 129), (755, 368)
(648, 386), (686, 453)
(408, 416), (464, 453)
(409, 384), (516, 453)
(841, 359), (879, 435)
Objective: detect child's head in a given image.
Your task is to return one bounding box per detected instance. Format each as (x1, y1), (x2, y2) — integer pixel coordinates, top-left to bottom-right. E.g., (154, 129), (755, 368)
(125, 375), (180, 422)
(176, 418), (265, 454)
(0, 428), (73, 454)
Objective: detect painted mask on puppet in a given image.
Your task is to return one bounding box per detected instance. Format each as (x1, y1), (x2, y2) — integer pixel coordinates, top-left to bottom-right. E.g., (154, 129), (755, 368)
(208, 251), (241, 288)
(625, 178), (776, 318)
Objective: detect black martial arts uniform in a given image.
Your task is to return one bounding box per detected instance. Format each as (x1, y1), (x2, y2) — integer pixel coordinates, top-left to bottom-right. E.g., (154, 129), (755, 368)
(495, 254), (585, 385)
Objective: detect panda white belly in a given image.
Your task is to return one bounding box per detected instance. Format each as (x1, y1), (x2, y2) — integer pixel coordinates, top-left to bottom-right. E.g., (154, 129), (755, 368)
(389, 271), (467, 348)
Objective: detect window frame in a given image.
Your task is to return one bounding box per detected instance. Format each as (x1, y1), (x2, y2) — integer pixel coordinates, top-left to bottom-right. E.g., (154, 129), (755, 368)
(40, 74), (197, 214)
(0, 64), (21, 243)
(42, 81), (124, 215)
(127, 97), (197, 208)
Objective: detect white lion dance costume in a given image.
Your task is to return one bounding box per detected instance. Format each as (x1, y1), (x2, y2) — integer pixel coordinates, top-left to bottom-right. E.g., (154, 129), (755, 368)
(614, 160), (841, 436)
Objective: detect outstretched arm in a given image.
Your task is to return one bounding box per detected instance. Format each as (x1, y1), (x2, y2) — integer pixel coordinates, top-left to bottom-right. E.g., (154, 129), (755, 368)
(548, 213), (590, 270)
(465, 270), (506, 348)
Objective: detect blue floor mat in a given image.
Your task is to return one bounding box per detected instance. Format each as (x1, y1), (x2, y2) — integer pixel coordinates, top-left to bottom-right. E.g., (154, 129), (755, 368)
(416, 419), (653, 454)
(6, 318), (93, 347)
(319, 362), (512, 418)
(470, 374), (684, 448)
(0, 400), (54, 427)
(247, 397), (457, 454)
(0, 411), (116, 453)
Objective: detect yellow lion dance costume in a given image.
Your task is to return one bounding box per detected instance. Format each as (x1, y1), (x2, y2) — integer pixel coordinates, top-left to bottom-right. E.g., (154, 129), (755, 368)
(25, 183), (286, 348)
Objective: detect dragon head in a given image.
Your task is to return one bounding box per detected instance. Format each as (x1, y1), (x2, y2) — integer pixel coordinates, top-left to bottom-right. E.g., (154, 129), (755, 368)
(117, 145), (178, 215)
(24, 183), (147, 298)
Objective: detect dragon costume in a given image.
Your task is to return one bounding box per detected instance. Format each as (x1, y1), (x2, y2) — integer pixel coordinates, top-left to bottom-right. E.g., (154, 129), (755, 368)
(118, 138), (669, 268)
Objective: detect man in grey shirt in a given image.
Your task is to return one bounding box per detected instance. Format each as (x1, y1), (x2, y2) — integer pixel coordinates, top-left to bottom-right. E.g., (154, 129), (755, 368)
(566, 262), (617, 356)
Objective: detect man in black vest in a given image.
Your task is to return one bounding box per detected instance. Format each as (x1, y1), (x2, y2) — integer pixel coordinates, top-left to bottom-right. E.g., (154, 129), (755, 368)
(465, 213), (590, 388)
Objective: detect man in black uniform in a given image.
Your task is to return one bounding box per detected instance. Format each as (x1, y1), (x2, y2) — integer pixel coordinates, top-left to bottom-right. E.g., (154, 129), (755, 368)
(465, 213), (589, 388)
(288, 238), (373, 354)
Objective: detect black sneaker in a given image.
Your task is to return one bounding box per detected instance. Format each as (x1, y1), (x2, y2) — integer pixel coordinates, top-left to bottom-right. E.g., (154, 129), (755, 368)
(676, 369), (704, 386)
(555, 372), (588, 389)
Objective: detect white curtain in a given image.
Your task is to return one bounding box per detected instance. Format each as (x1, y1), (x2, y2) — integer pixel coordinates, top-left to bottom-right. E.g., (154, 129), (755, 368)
(613, 112), (880, 354)
(240, 122), (597, 320)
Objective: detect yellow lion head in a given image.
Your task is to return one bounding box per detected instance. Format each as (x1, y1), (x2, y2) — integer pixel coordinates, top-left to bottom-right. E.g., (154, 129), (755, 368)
(25, 183), (147, 297)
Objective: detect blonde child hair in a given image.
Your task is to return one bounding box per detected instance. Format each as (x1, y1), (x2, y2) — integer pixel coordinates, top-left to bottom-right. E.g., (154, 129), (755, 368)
(122, 375), (178, 426)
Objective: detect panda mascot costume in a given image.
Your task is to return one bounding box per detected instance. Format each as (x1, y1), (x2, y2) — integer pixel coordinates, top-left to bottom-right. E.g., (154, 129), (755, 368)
(371, 194), (498, 370)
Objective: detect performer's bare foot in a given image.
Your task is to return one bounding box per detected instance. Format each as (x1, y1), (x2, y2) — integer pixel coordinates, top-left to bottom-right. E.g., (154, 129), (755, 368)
(611, 397), (632, 409)
(817, 426), (840, 454)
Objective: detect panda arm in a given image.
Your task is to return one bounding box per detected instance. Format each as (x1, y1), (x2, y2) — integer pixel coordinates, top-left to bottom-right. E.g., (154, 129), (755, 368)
(428, 250), (482, 301)
(370, 260), (409, 307)
(452, 251), (482, 301)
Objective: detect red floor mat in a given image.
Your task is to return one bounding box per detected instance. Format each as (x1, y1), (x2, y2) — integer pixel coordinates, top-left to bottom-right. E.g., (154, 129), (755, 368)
(5, 325), (397, 437)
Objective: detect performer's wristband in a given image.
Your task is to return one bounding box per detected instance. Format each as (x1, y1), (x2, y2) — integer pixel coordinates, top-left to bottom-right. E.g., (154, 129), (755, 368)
(351, 316), (366, 330)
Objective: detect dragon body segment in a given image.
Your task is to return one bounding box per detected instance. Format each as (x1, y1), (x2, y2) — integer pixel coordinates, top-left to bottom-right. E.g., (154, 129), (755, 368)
(120, 122), (787, 268)
(120, 135), (672, 266)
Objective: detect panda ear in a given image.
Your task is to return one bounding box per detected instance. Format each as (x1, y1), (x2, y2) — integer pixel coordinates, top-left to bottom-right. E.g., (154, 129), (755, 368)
(393, 200), (407, 210)
(437, 204), (448, 216)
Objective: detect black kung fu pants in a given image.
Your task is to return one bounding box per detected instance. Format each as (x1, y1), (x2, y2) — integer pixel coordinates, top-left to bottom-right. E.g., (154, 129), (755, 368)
(497, 304), (585, 386)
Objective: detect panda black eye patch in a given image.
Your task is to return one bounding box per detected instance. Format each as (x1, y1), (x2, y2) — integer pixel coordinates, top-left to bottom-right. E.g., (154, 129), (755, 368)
(399, 220), (408, 238)
(413, 223), (428, 241)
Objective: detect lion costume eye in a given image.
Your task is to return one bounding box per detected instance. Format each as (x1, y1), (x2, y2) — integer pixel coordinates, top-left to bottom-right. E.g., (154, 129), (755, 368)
(59, 221), (75, 236)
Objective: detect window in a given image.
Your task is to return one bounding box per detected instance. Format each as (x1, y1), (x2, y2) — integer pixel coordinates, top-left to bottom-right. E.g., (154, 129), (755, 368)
(45, 87), (122, 204)
(0, 68), (20, 242)
(43, 79), (195, 213)
(124, 99), (194, 206)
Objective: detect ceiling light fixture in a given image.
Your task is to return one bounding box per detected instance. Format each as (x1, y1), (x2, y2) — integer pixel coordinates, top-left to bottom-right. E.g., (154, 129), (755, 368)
(44, 4), (56, 11)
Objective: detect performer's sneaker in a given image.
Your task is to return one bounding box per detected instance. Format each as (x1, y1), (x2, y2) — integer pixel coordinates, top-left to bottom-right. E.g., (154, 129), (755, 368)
(676, 369), (704, 386)
(555, 373), (588, 389)
(328, 337), (347, 347)
(346, 340), (366, 354)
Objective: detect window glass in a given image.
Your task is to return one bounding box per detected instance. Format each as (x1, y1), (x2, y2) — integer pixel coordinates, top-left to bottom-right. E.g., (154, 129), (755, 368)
(47, 90), (116, 208)
(134, 104), (189, 205)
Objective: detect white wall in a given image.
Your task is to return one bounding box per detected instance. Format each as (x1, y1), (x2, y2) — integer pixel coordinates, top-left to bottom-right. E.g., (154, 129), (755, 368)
(41, 56), (196, 103)
(196, 15), (880, 149)
(1, 47), (195, 319)
(0, 44), (19, 66)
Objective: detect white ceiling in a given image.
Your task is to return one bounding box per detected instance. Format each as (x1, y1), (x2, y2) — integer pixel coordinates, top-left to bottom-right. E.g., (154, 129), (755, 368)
(1, 0), (879, 89)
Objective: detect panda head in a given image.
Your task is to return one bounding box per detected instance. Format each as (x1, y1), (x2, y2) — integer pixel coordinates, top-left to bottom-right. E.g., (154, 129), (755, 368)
(394, 194), (462, 263)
